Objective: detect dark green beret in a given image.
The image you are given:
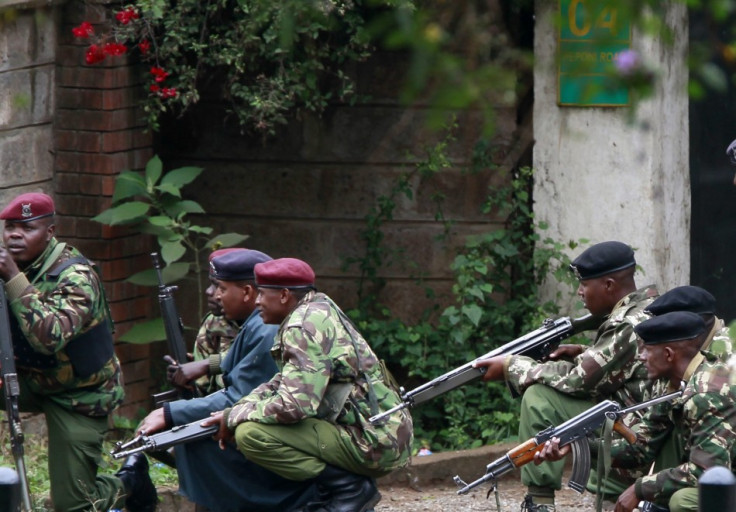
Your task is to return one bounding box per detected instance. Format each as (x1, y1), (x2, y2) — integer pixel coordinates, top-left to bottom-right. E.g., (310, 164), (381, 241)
(210, 249), (272, 281)
(634, 311), (706, 345)
(645, 286), (716, 316)
(569, 241), (635, 280)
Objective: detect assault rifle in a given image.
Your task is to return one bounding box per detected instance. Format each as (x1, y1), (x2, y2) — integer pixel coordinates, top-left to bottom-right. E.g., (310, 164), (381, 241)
(0, 285), (33, 511)
(110, 420), (219, 460)
(369, 314), (605, 424)
(453, 384), (685, 496)
(151, 252), (193, 404)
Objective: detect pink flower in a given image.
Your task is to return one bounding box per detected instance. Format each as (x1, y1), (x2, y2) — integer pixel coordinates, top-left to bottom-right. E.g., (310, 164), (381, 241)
(160, 87), (178, 99)
(150, 84), (161, 93)
(150, 66), (169, 83)
(85, 44), (106, 65)
(138, 39), (151, 55)
(72, 21), (94, 39)
(115, 7), (140, 25)
(103, 42), (128, 56)
(614, 50), (640, 75)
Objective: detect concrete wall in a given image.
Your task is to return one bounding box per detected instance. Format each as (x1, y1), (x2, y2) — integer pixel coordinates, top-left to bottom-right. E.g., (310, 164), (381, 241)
(0, 2), (58, 202)
(533, 1), (690, 308)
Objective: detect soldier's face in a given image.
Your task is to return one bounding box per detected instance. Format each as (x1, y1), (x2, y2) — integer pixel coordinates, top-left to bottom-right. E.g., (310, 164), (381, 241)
(2, 219), (54, 265)
(216, 281), (248, 321)
(206, 276), (223, 314)
(638, 343), (671, 380)
(256, 287), (290, 324)
(577, 277), (612, 316)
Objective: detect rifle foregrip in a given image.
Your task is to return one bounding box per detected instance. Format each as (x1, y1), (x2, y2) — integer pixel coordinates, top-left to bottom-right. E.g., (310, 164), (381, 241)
(507, 438), (540, 467)
(613, 420), (637, 444)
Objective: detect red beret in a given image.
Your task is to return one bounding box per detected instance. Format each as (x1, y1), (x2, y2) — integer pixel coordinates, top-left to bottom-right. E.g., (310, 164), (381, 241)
(208, 247), (246, 262)
(254, 258), (316, 289)
(0, 192), (55, 222)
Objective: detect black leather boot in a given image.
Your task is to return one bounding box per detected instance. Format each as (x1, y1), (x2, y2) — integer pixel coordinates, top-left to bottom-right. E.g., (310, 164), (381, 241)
(115, 453), (158, 512)
(309, 464), (381, 512)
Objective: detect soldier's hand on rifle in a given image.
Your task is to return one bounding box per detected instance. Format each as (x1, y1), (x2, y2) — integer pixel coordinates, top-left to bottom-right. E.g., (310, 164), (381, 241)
(203, 411), (233, 450)
(547, 344), (586, 361)
(0, 245), (21, 281)
(137, 408), (167, 436)
(167, 359), (209, 389)
(472, 355), (507, 382)
(533, 437), (570, 465)
(614, 484), (639, 512)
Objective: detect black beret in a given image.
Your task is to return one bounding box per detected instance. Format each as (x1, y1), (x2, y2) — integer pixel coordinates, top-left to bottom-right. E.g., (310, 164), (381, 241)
(645, 286), (716, 316)
(210, 249), (272, 281)
(634, 311), (706, 345)
(569, 241), (635, 280)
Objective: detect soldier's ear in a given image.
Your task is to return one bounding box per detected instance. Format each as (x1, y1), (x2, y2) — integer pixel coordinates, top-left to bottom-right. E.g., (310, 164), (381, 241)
(46, 223), (56, 241)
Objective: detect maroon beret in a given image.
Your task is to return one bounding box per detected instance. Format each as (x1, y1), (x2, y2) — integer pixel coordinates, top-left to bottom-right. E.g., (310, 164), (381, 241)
(0, 192), (55, 222)
(254, 258), (316, 289)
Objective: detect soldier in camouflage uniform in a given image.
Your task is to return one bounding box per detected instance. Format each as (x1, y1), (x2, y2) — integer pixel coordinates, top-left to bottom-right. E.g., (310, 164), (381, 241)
(205, 258), (413, 512)
(0, 193), (156, 512)
(537, 311), (736, 512)
(474, 241), (658, 511)
(167, 248), (243, 395)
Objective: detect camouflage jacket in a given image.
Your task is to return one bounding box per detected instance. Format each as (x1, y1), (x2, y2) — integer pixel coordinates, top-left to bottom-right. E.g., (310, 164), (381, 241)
(192, 311), (240, 394)
(3, 238), (124, 416)
(226, 292), (413, 472)
(504, 285), (659, 408)
(610, 353), (736, 503)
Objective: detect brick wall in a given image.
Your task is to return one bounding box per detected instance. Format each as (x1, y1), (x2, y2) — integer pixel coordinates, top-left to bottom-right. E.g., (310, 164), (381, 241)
(55, 0), (155, 417)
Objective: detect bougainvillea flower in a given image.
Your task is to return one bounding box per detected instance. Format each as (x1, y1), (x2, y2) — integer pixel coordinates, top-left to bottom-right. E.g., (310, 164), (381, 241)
(115, 7), (140, 25)
(150, 67), (169, 83)
(103, 42), (128, 56)
(72, 21), (95, 38)
(85, 44), (106, 65)
(138, 39), (151, 55)
(160, 87), (178, 99)
(150, 84), (161, 93)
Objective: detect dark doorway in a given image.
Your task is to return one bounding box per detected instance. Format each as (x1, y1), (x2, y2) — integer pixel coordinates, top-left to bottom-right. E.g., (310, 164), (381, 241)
(689, 12), (736, 323)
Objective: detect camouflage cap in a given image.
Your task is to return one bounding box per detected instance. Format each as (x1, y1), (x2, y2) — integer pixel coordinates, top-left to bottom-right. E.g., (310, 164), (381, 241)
(254, 258), (316, 290)
(569, 241), (635, 280)
(634, 311), (706, 345)
(0, 192), (55, 222)
(645, 285), (716, 316)
(210, 249), (272, 281)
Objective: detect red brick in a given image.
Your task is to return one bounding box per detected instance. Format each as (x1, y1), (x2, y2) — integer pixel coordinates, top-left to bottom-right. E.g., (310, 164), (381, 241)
(57, 65), (136, 89)
(101, 175), (117, 196)
(56, 130), (102, 152)
(55, 173), (81, 194)
(56, 109), (145, 133)
(56, 151), (135, 174)
(103, 88), (143, 110)
(57, 88), (105, 110)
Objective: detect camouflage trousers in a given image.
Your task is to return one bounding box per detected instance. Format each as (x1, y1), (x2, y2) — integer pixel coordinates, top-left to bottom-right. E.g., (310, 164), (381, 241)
(519, 384), (633, 497)
(234, 418), (391, 481)
(4, 375), (125, 511)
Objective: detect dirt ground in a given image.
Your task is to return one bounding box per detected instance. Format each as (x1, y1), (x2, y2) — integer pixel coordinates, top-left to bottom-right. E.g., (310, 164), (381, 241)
(375, 478), (616, 512)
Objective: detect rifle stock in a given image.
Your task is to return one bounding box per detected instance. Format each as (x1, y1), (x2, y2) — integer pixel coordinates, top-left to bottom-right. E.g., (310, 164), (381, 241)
(0, 286), (33, 511)
(453, 386), (684, 496)
(369, 314), (605, 424)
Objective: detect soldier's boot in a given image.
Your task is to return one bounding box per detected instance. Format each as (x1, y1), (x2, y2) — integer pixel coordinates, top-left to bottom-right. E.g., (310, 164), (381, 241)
(312, 464), (382, 512)
(520, 492), (556, 512)
(115, 453), (158, 512)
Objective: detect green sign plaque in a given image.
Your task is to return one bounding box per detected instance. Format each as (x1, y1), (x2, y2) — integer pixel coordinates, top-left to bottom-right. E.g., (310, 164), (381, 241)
(558, 0), (631, 107)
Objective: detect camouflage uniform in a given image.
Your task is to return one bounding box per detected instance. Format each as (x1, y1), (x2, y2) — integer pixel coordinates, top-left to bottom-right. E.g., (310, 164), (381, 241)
(225, 291), (413, 481)
(192, 311), (240, 394)
(2, 238), (125, 511)
(610, 353), (736, 510)
(505, 285), (659, 495)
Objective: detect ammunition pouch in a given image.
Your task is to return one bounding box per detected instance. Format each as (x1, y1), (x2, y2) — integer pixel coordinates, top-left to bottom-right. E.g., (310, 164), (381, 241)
(316, 382), (354, 423)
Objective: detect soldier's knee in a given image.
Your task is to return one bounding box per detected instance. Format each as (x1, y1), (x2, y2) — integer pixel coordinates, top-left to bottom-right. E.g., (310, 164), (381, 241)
(668, 487), (698, 512)
(234, 421), (264, 456)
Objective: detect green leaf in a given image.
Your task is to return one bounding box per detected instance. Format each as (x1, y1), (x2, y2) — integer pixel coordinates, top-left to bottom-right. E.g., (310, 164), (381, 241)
(91, 202), (150, 226)
(167, 200), (206, 217)
(205, 233), (250, 248)
(111, 171), (147, 204)
(149, 216), (174, 227)
(161, 241), (187, 263)
(461, 304), (483, 326)
(119, 318), (166, 343)
(156, 183), (183, 198)
(145, 155), (163, 187)
(126, 269), (159, 286)
(161, 166), (204, 188)
(162, 262), (191, 283)
(189, 226), (214, 234)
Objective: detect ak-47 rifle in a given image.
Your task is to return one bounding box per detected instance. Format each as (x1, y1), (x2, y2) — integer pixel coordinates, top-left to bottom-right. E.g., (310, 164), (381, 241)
(369, 314), (605, 424)
(110, 420), (219, 460)
(0, 284), (33, 511)
(453, 384), (685, 496)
